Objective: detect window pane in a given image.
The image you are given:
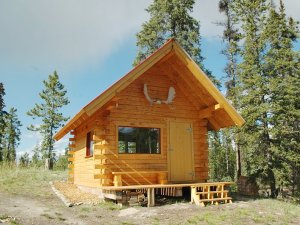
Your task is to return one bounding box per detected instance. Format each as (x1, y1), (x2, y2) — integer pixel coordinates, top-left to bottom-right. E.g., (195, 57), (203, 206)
(90, 140), (94, 156)
(86, 132), (93, 157)
(118, 127), (160, 154)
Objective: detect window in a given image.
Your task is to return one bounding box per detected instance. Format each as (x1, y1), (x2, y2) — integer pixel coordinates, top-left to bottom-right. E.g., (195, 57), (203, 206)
(86, 131), (94, 157)
(118, 126), (160, 154)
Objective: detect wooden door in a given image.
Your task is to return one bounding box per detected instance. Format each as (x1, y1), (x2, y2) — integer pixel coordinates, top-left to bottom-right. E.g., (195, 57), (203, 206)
(169, 121), (194, 182)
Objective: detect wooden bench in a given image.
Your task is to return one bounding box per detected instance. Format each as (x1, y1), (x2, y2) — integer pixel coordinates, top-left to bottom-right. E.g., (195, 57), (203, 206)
(112, 171), (168, 186)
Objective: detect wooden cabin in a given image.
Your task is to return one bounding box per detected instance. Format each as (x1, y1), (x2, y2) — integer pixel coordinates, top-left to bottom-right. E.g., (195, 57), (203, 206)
(54, 39), (244, 201)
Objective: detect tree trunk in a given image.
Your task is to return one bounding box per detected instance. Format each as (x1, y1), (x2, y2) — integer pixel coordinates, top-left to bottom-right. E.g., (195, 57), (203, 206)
(236, 132), (242, 179)
(45, 158), (50, 170)
(48, 125), (54, 170)
(268, 169), (277, 198)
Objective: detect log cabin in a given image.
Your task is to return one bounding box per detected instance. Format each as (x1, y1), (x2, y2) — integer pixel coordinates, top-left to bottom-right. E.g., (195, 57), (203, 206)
(54, 39), (245, 206)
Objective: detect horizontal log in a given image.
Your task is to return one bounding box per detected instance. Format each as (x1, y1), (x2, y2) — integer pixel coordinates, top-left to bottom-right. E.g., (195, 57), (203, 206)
(95, 164), (107, 169)
(94, 174), (113, 179)
(68, 164), (74, 169)
(112, 170), (168, 175)
(68, 157), (75, 162)
(69, 144), (76, 148)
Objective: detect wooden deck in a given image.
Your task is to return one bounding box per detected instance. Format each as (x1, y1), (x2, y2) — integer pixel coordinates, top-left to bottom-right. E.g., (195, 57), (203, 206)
(101, 182), (234, 207)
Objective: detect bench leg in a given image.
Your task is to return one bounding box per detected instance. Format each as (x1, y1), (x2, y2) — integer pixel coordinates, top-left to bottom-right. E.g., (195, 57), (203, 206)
(113, 175), (122, 187)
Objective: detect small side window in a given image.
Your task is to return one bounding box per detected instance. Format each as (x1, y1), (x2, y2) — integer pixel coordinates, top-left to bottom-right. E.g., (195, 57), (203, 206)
(86, 131), (94, 157)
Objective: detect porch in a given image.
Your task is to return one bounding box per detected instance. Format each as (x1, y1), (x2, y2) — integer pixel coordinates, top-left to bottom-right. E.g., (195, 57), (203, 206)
(101, 181), (234, 207)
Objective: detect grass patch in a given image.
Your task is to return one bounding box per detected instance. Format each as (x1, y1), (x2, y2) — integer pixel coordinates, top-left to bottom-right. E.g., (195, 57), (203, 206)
(40, 213), (55, 220)
(0, 164), (67, 198)
(78, 214), (88, 218)
(152, 217), (161, 225)
(185, 199), (300, 225)
(81, 207), (91, 212)
(98, 201), (121, 211)
(0, 214), (9, 220)
(10, 219), (21, 225)
(0, 215), (20, 225)
(58, 216), (67, 221)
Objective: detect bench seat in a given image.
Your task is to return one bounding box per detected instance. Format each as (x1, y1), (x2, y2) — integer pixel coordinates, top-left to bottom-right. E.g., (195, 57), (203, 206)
(112, 171), (168, 186)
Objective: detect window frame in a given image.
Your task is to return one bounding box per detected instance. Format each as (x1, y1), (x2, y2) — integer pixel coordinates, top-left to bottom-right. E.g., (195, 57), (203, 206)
(86, 131), (94, 157)
(117, 125), (161, 155)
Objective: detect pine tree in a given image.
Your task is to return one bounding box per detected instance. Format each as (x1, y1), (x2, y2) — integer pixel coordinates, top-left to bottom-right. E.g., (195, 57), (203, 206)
(0, 82), (6, 162)
(2, 108), (22, 162)
(134, 0), (220, 87)
(31, 144), (43, 167)
(19, 152), (30, 167)
(27, 71), (69, 170)
(264, 0), (300, 194)
(218, 0), (243, 179)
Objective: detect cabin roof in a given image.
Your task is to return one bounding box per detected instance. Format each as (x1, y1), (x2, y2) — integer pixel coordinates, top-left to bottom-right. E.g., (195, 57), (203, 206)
(54, 39), (245, 141)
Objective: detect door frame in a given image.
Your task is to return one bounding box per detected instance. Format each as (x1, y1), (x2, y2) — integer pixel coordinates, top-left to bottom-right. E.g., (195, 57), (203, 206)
(167, 119), (195, 182)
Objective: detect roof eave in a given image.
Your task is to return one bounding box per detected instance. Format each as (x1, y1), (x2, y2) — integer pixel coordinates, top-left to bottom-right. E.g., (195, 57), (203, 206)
(54, 39), (176, 141)
(172, 41), (245, 128)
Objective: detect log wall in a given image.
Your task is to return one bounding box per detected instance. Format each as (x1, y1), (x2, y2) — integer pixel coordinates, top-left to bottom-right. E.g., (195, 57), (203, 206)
(70, 65), (209, 187)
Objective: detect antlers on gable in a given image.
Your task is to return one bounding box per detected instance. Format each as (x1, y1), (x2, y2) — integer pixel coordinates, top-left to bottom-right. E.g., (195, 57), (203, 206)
(143, 83), (176, 105)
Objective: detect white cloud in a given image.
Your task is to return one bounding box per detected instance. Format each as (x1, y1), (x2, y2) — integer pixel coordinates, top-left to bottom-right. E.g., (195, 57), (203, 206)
(193, 0), (300, 38)
(17, 130), (68, 159)
(193, 0), (224, 38)
(0, 0), (151, 72)
(54, 136), (69, 156)
(1, 0), (298, 74)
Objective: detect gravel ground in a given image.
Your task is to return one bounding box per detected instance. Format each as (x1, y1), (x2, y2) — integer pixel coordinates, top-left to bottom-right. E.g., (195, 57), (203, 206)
(53, 181), (101, 205)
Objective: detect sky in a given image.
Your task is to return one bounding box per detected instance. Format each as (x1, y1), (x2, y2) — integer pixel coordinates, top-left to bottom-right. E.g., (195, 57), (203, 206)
(0, 0), (299, 159)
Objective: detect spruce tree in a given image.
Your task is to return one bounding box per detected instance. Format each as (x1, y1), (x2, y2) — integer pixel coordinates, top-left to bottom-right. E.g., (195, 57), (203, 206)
(218, 0), (243, 179)
(264, 0), (300, 194)
(134, 0), (220, 87)
(2, 108), (22, 162)
(209, 131), (235, 181)
(27, 71), (69, 170)
(232, 0), (279, 197)
(0, 83), (6, 162)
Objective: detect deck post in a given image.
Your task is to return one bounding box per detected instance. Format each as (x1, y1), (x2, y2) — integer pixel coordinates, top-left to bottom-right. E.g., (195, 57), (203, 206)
(191, 186), (196, 204)
(147, 188), (155, 207)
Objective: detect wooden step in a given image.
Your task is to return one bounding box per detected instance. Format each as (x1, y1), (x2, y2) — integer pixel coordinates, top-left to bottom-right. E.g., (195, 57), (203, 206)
(199, 197), (232, 202)
(195, 190), (229, 194)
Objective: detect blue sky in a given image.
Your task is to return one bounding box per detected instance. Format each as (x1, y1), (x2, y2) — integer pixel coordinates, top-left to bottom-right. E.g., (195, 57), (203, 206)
(0, 0), (299, 158)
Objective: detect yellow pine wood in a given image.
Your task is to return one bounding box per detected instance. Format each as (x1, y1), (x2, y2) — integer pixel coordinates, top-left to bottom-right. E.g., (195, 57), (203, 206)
(169, 121), (194, 182)
(94, 174), (113, 179)
(53, 39), (245, 188)
(112, 171), (168, 175)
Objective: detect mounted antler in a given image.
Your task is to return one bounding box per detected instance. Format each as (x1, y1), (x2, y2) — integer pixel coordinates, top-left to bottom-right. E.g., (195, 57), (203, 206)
(143, 83), (176, 105)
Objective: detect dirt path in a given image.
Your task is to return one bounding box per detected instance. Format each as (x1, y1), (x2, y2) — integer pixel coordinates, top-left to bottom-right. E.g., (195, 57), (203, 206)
(0, 191), (197, 225)
(0, 192), (86, 225)
(0, 191), (202, 225)
(1, 191), (300, 225)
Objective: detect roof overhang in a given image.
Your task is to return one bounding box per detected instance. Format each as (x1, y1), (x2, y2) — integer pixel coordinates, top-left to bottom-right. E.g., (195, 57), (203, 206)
(54, 39), (244, 141)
